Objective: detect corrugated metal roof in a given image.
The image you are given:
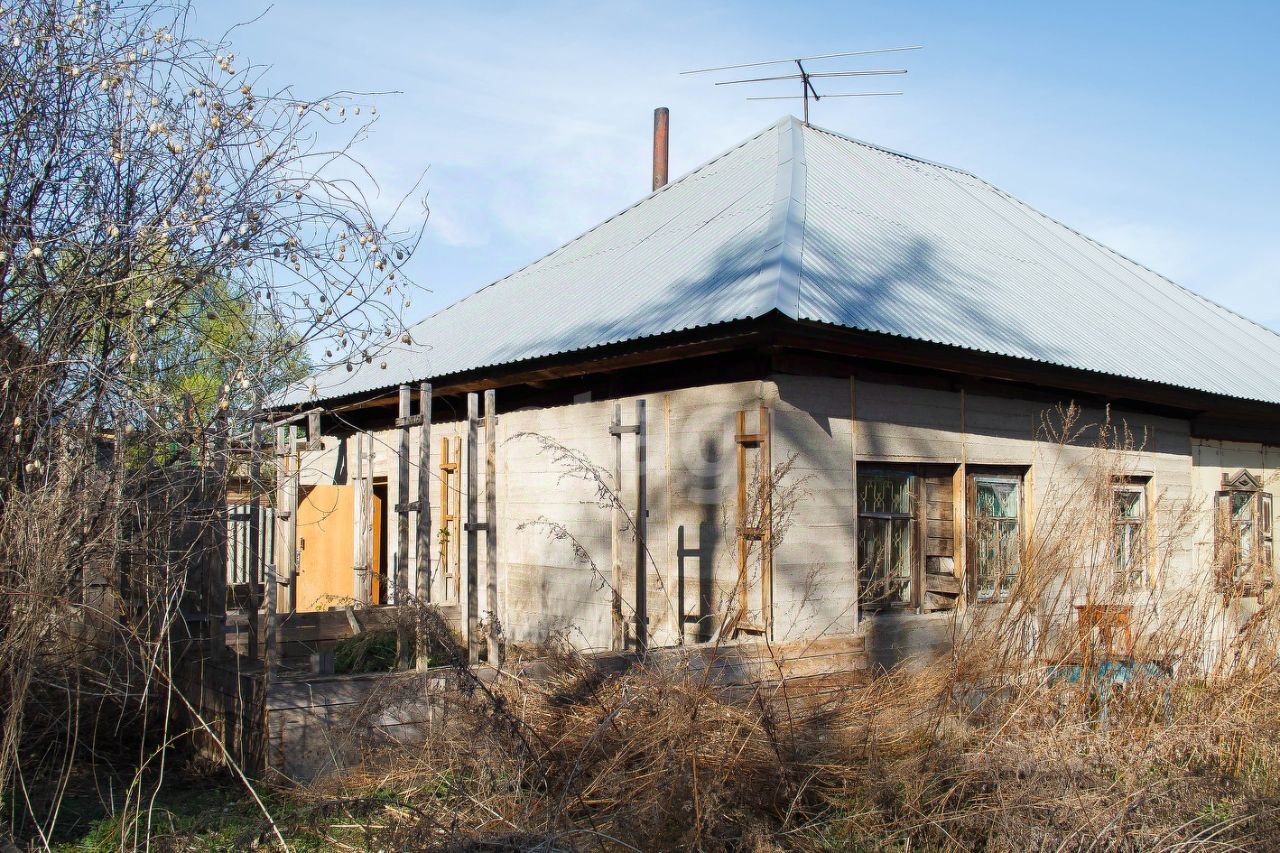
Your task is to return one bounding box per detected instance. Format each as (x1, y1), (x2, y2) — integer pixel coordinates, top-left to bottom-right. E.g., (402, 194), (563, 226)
(290, 116), (1280, 406)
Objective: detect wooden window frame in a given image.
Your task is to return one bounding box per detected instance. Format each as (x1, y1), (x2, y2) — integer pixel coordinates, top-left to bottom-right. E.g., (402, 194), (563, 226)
(966, 467), (1026, 603)
(1111, 477), (1151, 592)
(857, 467), (919, 610)
(856, 463), (960, 612)
(1215, 470), (1273, 598)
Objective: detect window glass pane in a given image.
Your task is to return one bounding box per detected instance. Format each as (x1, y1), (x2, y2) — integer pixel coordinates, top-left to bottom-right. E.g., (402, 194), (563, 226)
(975, 478), (1019, 519)
(973, 477), (1021, 600)
(1112, 486), (1146, 587)
(1233, 493), (1255, 569)
(859, 471), (912, 514)
(1115, 489), (1143, 520)
(857, 471), (915, 605)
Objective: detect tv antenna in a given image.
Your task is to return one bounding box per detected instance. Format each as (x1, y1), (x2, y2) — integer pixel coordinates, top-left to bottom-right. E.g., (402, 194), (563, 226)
(682, 46), (921, 125)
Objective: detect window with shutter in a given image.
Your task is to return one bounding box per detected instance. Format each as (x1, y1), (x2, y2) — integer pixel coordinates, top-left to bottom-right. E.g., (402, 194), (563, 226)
(1214, 471), (1273, 598)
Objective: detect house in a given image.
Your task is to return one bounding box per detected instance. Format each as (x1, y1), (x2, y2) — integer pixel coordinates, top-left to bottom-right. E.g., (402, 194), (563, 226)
(274, 116), (1280, 665)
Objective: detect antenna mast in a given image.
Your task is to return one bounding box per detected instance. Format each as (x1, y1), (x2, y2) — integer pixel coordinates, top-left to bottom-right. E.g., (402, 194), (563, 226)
(682, 45), (921, 125)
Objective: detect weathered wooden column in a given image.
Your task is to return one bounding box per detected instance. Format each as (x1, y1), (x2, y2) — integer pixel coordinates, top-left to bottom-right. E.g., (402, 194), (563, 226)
(610, 403), (624, 651)
(415, 383), (433, 670)
(286, 425), (300, 614)
(633, 399), (647, 652)
(609, 403), (645, 650)
(485, 389), (500, 664)
(352, 431), (364, 603)
(464, 392), (480, 663)
(395, 385), (412, 607)
(245, 421), (262, 663)
(416, 383), (432, 603)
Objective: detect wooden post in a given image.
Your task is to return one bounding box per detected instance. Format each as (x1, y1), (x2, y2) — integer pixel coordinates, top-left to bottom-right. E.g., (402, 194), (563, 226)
(610, 403), (624, 651)
(416, 383), (433, 672)
(396, 386), (414, 667)
(634, 399), (647, 653)
(485, 389), (500, 665)
(364, 433), (375, 603)
(209, 410), (229, 660)
(396, 385), (411, 608)
(465, 392), (479, 663)
(245, 421), (262, 663)
(286, 426), (299, 614)
(264, 560), (279, 681)
(730, 405), (771, 638)
(439, 437), (460, 601)
(759, 404), (772, 640)
(416, 383), (432, 604)
(353, 431), (365, 603)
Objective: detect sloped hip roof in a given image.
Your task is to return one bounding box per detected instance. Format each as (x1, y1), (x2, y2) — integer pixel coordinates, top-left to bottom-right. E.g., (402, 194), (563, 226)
(290, 117), (1280, 406)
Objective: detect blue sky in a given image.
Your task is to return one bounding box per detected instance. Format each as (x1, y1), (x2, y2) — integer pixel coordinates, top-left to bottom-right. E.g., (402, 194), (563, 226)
(196, 1), (1280, 332)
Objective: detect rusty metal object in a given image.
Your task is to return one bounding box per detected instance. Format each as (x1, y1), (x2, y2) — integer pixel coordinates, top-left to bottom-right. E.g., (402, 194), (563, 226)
(652, 107), (669, 191)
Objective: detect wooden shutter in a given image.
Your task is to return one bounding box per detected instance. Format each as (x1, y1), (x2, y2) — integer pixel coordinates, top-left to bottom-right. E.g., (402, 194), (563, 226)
(1258, 492), (1274, 591)
(1214, 491), (1232, 592)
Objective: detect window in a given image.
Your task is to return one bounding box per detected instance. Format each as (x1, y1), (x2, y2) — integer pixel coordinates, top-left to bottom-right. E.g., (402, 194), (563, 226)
(1215, 470), (1273, 595)
(1112, 482), (1148, 590)
(858, 469), (915, 606)
(969, 473), (1022, 601)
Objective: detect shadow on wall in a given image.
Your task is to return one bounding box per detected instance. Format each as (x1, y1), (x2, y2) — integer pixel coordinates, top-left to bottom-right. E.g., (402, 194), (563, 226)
(676, 435), (725, 643)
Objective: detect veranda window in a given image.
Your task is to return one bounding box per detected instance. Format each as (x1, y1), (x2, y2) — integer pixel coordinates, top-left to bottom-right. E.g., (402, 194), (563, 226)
(970, 474), (1021, 601)
(858, 470), (915, 606)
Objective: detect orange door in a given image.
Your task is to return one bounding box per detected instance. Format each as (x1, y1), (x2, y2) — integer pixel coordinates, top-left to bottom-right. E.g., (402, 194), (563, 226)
(295, 484), (356, 611)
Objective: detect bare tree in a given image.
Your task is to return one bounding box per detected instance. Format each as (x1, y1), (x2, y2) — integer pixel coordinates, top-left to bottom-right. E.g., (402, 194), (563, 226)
(0, 0), (423, 841)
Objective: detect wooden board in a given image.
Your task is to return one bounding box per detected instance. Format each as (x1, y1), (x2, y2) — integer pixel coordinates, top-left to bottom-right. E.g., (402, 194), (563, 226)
(295, 484), (356, 611)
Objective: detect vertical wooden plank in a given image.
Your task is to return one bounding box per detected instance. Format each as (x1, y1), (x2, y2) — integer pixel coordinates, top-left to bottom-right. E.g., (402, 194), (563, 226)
(416, 384), (433, 671)
(245, 422), (262, 663)
(452, 436), (462, 600)
(610, 403), (624, 651)
(911, 469), (924, 613)
(416, 383), (432, 605)
(439, 436), (452, 602)
(465, 392), (479, 663)
(664, 395), (679, 645)
(396, 385), (411, 608)
(634, 399), (647, 652)
(759, 404), (772, 638)
(735, 409), (748, 630)
(273, 426), (288, 617)
(264, 558), (278, 681)
(286, 426), (299, 614)
(353, 432), (364, 602)
(364, 433), (375, 603)
(850, 376), (859, 623)
(485, 389), (500, 664)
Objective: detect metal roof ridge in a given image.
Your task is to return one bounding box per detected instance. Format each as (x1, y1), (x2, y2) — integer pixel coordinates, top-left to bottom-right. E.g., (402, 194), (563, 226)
(753, 116), (808, 319)
(401, 116), (797, 336)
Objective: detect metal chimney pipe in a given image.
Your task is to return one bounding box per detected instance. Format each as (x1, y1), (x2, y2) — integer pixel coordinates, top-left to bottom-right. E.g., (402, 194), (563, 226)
(652, 107), (669, 191)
